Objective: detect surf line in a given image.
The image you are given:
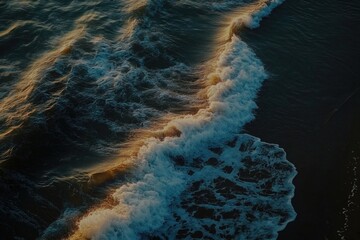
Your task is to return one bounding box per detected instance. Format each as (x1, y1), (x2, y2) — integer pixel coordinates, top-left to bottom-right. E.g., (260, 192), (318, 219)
(80, 0), (285, 190)
(66, 1), (288, 239)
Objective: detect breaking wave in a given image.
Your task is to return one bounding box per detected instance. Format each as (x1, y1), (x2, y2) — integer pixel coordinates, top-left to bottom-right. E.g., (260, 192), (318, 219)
(69, 2), (297, 238)
(0, 0), (296, 239)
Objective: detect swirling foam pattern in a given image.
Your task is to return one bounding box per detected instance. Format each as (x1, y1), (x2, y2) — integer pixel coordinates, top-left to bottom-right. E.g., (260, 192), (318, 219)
(0, 1), (296, 239)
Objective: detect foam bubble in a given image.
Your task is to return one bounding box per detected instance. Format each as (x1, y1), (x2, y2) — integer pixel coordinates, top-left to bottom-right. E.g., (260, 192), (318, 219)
(152, 134), (296, 240)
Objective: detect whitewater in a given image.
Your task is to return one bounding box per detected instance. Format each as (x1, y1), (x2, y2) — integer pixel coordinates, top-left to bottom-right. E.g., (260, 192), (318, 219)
(0, 0), (296, 239)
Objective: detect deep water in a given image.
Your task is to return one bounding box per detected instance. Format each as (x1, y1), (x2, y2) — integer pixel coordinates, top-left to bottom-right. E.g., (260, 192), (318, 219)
(243, 0), (360, 239)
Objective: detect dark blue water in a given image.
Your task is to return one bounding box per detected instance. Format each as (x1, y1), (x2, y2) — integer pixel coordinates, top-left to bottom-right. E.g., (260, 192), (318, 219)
(244, 0), (360, 239)
(0, 0), (358, 239)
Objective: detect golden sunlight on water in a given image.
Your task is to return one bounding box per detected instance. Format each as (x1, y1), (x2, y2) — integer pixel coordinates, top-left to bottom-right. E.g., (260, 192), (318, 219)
(0, 21), (34, 38)
(123, 0), (148, 15)
(66, 2), (272, 238)
(117, 18), (139, 41)
(83, 114), (182, 183)
(216, 0), (273, 46)
(0, 17), (92, 140)
(198, 0), (274, 99)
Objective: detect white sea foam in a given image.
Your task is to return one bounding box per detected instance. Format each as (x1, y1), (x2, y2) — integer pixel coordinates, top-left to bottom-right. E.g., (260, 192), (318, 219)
(2, 1), (296, 239)
(154, 134), (296, 239)
(73, 10), (297, 237)
(243, 0), (285, 29)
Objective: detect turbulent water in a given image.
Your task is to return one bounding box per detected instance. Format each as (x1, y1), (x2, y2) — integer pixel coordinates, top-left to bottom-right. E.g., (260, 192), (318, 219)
(0, 0), (296, 239)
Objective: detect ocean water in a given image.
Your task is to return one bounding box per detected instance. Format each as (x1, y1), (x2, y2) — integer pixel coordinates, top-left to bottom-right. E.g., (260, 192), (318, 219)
(242, 0), (360, 239)
(3, 0), (356, 239)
